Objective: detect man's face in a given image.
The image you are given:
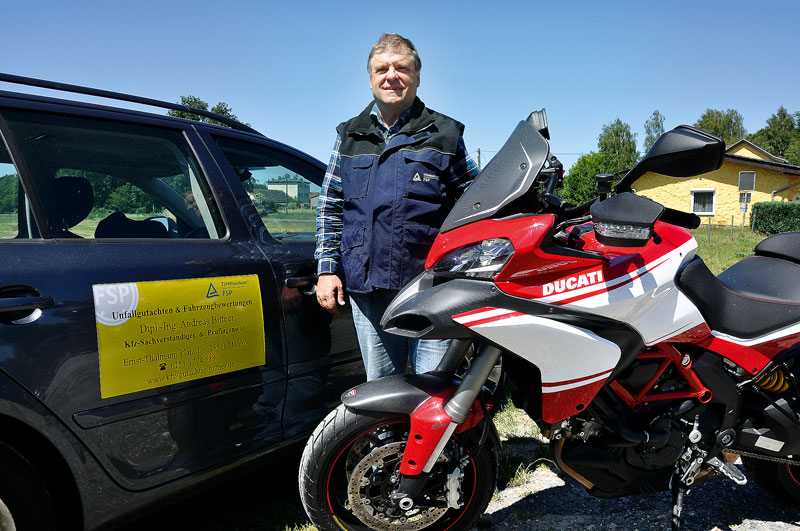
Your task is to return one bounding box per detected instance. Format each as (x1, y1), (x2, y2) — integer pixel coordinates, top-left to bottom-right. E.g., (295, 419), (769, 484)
(369, 49), (420, 116)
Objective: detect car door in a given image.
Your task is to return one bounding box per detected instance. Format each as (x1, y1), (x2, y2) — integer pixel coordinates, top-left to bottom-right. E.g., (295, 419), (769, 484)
(0, 102), (286, 491)
(201, 132), (363, 438)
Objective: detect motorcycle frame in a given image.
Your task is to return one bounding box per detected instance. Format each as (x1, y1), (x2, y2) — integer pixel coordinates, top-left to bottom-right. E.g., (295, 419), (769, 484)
(609, 343), (713, 411)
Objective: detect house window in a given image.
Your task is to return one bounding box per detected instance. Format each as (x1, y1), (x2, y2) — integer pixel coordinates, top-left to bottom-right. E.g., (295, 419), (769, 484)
(691, 190), (715, 215)
(739, 171), (756, 191)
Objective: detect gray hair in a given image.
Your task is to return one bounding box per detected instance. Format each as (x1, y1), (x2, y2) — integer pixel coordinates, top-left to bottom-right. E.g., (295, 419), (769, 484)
(367, 33), (421, 73)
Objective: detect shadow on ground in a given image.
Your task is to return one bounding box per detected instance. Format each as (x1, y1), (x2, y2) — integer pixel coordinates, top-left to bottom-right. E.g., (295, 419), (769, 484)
(115, 446), (311, 531)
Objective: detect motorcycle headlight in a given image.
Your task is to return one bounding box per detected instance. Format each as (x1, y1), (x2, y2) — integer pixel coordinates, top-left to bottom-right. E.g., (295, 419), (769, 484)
(430, 238), (514, 279)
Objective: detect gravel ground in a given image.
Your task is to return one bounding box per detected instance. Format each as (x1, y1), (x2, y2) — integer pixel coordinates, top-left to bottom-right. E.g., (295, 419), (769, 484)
(478, 461), (800, 530)
(474, 423), (800, 531)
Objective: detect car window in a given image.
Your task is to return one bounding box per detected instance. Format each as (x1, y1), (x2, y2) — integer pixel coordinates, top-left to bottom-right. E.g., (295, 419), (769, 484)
(213, 137), (321, 241)
(0, 138), (39, 239)
(0, 141), (19, 238)
(0, 109), (225, 240)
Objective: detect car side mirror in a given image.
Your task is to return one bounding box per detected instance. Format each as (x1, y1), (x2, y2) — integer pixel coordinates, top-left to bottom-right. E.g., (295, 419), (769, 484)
(615, 126), (725, 193)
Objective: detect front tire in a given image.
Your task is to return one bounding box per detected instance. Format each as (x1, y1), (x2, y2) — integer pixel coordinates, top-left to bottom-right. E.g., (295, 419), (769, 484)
(299, 404), (497, 530)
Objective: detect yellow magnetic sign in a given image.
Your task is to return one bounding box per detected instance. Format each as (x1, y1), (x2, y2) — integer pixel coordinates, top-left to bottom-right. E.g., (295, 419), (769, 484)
(93, 275), (265, 399)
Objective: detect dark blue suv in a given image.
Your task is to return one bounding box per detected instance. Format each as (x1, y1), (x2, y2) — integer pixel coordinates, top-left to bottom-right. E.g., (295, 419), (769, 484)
(0, 74), (362, 529)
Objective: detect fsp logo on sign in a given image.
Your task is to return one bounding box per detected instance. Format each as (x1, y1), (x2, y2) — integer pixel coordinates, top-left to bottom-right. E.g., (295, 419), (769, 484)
(93, 283), (140, 326)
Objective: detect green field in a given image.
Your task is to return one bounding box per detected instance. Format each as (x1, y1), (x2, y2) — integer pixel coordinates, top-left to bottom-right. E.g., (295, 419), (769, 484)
(260, 208), (316, 238)
(0, 213), (15, 238)
(690, 225), (763, 275)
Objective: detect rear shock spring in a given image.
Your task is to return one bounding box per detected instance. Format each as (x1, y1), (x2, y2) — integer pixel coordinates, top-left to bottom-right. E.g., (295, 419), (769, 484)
(755, 369), (790, 393)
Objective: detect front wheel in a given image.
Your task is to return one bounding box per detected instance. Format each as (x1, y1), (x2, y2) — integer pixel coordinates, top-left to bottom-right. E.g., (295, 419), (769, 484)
(299, 404), (497, 530)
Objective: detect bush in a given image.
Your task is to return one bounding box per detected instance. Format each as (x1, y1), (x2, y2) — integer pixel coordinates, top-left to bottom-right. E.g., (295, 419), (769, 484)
(751, 201), (800, 234)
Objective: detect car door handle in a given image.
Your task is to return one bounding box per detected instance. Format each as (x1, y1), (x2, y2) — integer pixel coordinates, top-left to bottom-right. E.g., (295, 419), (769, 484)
(285, 276), (316, 289)
(0, 296), (55, 313)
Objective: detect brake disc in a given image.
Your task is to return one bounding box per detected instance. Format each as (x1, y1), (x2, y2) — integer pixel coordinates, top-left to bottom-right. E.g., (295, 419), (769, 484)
(346, 441), (448, 530)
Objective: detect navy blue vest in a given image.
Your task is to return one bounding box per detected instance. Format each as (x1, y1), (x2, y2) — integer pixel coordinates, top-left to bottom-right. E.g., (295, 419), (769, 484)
(337, 98), (464, 293)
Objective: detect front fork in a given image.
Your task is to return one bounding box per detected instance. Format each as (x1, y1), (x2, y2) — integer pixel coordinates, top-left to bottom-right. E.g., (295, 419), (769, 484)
(394, 340), (503, 500)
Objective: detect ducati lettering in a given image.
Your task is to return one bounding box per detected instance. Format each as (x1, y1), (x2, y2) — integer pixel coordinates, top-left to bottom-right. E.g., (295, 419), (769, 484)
(543, 270), (604, 296)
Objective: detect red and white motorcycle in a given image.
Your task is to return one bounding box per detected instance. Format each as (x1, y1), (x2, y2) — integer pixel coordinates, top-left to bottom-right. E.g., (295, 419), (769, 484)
(299, 110), (800, 530)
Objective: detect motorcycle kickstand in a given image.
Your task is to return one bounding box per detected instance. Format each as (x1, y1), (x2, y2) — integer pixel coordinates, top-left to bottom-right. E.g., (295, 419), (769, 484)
(670, 474), (687, 530)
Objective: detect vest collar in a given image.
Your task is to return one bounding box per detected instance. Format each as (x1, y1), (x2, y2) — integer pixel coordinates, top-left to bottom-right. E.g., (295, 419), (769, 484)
(349, 97), (435, 137)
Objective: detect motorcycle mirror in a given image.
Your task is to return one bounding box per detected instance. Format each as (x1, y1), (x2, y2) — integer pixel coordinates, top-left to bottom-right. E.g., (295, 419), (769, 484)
(595, 174), (613, 196)
(526, 109), (549, 140)
(615, 126), (725, 193)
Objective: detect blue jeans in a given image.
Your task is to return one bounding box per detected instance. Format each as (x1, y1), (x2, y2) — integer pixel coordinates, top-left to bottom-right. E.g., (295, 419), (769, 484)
(350, 289), (449, 381)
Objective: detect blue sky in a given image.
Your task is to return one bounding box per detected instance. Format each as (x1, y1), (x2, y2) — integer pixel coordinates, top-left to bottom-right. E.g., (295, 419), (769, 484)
(3, 0), (799, 172)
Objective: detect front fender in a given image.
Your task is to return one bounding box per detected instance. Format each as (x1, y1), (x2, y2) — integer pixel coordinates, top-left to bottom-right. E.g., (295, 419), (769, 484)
(341, 372), (459, 415)
(341, 371), (496, 476)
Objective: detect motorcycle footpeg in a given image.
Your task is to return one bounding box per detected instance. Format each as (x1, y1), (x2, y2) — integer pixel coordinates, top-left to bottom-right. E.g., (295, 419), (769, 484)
(706, 456), (747, 486)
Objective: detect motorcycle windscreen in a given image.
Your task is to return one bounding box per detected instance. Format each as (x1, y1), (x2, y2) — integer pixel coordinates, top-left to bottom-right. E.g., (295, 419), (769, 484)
(440, 119), (549, 233)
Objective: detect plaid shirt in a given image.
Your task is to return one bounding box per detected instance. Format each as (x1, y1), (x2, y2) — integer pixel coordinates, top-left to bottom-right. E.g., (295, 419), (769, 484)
(315, 103), (478, 276)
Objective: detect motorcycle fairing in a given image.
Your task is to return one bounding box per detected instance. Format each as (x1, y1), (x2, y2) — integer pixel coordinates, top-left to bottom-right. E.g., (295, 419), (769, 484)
(698, 327), (800, 376)
(453, 307), (621, 423)
(496, 221), (706, 347)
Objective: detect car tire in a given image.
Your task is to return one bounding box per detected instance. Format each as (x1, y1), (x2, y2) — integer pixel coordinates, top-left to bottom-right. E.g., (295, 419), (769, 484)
(0, 442), (56, 530)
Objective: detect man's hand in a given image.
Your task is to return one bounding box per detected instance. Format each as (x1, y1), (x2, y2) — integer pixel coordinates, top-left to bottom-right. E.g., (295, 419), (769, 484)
(316, 274), (346, 315)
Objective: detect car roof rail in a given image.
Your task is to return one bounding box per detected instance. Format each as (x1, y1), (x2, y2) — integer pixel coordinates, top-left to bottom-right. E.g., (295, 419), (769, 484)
(0, 72), (263, 136)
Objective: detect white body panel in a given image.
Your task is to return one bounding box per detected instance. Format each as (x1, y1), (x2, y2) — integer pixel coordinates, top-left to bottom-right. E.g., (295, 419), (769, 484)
(453, 309), (621, 391)
(538, 239), (706, 346)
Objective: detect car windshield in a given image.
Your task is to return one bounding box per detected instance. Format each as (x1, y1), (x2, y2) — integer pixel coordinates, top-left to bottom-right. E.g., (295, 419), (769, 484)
(440, 118), (550, 233)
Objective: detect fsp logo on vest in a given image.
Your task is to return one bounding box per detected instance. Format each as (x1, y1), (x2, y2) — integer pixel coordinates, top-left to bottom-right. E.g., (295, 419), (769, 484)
(413, 172), (439, 183)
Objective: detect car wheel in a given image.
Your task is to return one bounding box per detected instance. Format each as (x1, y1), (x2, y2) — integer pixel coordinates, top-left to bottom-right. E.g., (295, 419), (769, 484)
(0, 442), (55, 530)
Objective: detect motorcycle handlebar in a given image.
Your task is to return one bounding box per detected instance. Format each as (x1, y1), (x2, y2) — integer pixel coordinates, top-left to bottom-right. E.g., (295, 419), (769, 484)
(659, 208), (701, 229)
(562, 198), (597, 218)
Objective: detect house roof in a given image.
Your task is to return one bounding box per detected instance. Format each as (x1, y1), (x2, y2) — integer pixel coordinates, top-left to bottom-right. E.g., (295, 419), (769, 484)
(726, 139), (788, 163)
(723, 152), (800, 177)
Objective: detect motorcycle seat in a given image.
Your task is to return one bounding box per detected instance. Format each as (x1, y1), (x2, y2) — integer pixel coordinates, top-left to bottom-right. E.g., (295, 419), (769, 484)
(677, 255), (800, 339)
(754, 231), (800, 264)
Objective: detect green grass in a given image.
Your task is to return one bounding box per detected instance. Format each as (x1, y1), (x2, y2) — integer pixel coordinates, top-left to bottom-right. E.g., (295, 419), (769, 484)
(261, 208), (316, 237)
(0, 213), (16, 238)
(493, 399), (540, 440)
(690, 225), (765, 275)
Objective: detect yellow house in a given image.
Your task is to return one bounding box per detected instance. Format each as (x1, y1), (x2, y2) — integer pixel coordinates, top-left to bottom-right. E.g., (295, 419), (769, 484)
(635, 140), (800, 226)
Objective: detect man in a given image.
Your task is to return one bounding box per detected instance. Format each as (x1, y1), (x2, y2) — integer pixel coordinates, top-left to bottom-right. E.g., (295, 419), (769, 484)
(315, 33), (479, 381)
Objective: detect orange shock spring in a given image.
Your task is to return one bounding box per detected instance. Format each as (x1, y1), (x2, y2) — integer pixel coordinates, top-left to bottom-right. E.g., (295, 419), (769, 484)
(755, 369), (790, 393)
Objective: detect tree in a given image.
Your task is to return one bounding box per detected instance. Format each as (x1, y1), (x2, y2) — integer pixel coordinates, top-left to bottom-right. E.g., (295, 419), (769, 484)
(597, 119), (639, 174)
(785, 135), (800, 166)
(167, 95), (249, 127)
(643, 110), (665, 153)
(747, 106), (796, 158)
(0, 174), (17, 214)
(561, 151), (609, 204)
(694, 108), (746, 146)
(562, 119), (638, 204)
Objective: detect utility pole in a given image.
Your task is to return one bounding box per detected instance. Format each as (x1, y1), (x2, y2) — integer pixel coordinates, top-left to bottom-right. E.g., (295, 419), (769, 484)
(477, 148), (481, 171)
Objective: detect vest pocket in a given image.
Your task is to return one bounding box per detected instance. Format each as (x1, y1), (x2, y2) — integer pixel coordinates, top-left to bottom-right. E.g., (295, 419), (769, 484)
(341, 156), (373, 198)
(341, 226), (367, 288)
(402, 150), (449, 201)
